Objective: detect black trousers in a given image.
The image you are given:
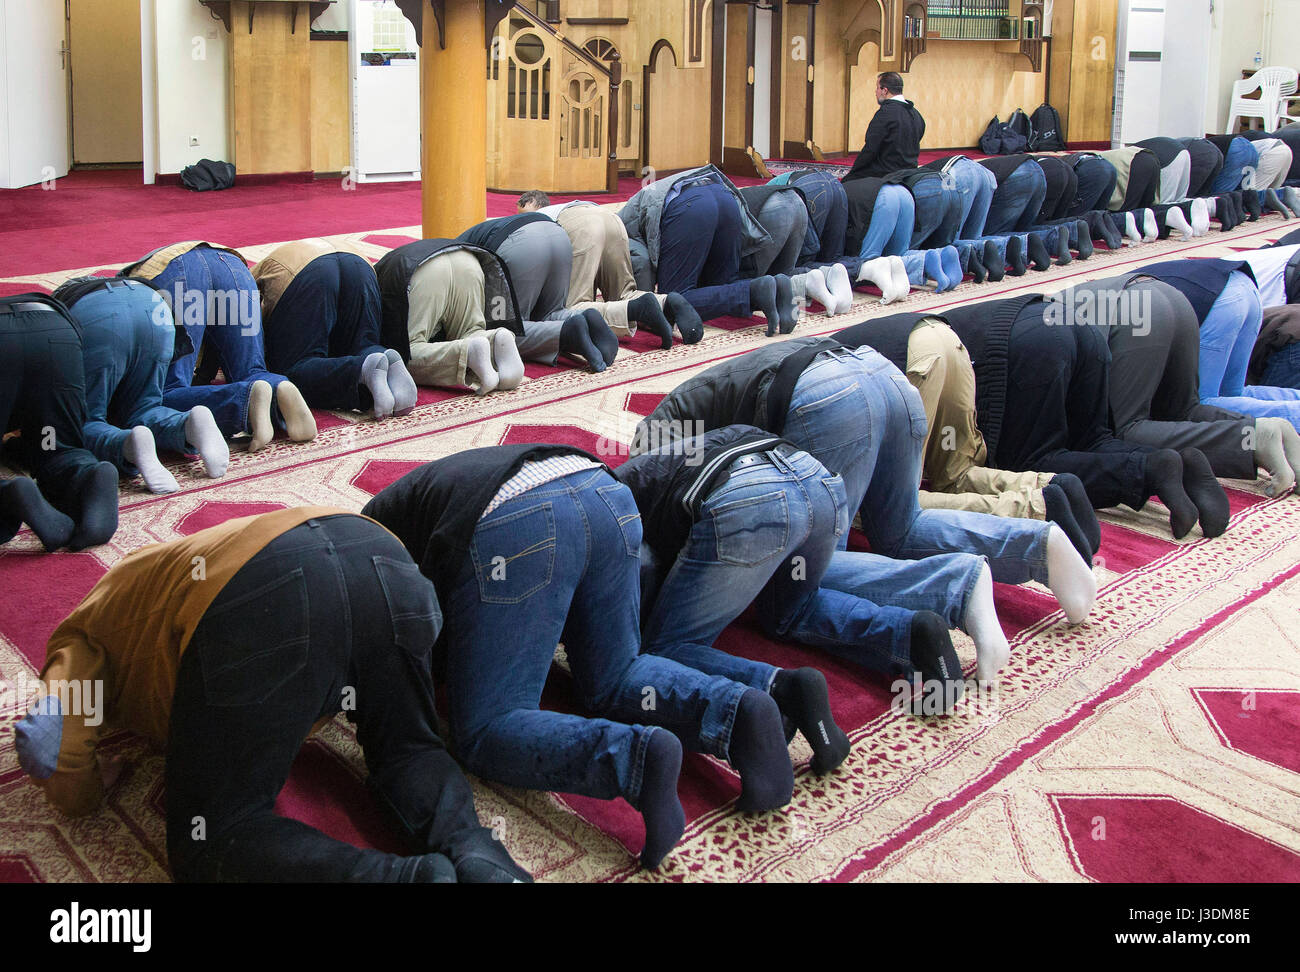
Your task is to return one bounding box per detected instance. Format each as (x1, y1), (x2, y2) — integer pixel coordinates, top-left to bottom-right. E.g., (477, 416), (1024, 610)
(1101, 278), (1257, 478)
(1180, 137), (1226, 198)
(1119, 151), (1160, 212)
(262, 253), (387, 412)
(165, 514), (487, 882)
(1036, 156), (1079, 222)
(995, 306), (1155, 510)
(1069, 156), (1119, 216)
(0, 298), (104, 535)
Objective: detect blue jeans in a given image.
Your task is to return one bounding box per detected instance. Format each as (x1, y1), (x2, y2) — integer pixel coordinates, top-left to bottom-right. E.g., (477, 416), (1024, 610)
(70, 281), (192, 474)
(659, 182), (752, 321)
(641, 447), (926, 683)
(1211, 137), (1258, 193)
(441, 468), (750, 799)
(781, 347), (1052, 585)
(984, 161), (1048, 235)
(786, 170), (849, 265)
(1260, 342), (1300, 389)
(152, 248), (287, 437)
(911, 175), (963, 249)
(859, 185), (915, 260)
(948, 157), (996, 239)
(1070, 156), (1118, 215)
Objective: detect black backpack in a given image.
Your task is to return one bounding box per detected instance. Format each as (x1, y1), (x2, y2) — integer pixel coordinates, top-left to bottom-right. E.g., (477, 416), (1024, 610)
(1028, 103), (1066, 151)
(979, 116), (1030, 156)
(180, 159), (236, 192)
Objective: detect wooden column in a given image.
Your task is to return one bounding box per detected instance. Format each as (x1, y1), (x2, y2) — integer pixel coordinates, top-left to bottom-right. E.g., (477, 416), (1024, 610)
(421, 0), (487, 239)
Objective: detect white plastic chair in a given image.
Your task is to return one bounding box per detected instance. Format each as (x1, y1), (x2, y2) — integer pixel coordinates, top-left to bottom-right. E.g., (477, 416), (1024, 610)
(1226, 66), (1298, 133)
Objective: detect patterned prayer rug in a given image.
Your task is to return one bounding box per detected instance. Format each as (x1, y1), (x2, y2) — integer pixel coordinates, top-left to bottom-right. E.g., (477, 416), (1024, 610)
(1, 216), (1298, 883)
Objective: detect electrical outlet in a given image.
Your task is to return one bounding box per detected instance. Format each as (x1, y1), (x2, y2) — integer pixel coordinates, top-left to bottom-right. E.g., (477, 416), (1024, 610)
(190, 136), (200, 147)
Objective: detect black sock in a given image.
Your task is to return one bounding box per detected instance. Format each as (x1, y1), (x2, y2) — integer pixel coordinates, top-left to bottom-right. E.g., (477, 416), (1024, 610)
(664, 293), (704, 344)
(1089, 211), (1122, 250)
(410, 853), (458, 883)
(1051, 473), (1101, 556)
(1214, 194), (1236, 231)
(1240, 190), (1261, 220)
(583, 308), (620, 369)
(1043, 482), (1091, 562)
(1144, 449), (1198, 540)
(728, 688), (794, 811)
(967, 245), (988, 284)
(0, 477), (75, 551)
(1180, 447), (1230, 539)
(774, 274), (798, 334)
(1053, 227), (1072, 265)
(636, 730), (685, 869)
(906, 612), (964, 716)
(446, 826), (535, 883)
(628, 294), (673, 350)
(1074, 220), (1093, 259)
(1027, 233), (1051, 271)
(749, 276), (781, 337)
(559, 313), (605, 372)
(1225, 193), (1245, 227)
(69, 462), (120, 551)
(1005, 235), (1027, 276)
(984, 239), (1005, 282)
(770, 667), (850, 775)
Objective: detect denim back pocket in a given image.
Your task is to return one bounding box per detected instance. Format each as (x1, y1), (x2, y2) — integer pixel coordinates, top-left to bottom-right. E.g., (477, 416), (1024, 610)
(373, 555), (442, 665)
(890, 373), (929, 440)
(821, 473), (850, 538)
(196, 568), (310, 708)
(789, 379), (872, 456)
(709, 490), (790, 567)
(469, 503), (557, 605)
(596, 482), (643, 557)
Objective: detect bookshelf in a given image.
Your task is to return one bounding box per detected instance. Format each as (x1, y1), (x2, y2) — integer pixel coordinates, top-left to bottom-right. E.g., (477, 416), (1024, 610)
(902, 2), (927, 72)
(906, 1), (1043, 72)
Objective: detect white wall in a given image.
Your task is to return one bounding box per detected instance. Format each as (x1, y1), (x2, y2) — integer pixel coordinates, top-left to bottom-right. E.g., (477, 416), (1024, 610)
(1265, 0), (1300, 67)
(150, 1), (230, 175)
(1159, 1), (1212, 136)
(0, 0), (10, 188)
(1204, 0), (1269, 134)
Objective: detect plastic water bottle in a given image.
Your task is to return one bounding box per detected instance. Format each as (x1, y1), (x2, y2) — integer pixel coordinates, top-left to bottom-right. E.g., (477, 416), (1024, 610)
(1254, 50), (1263, 68)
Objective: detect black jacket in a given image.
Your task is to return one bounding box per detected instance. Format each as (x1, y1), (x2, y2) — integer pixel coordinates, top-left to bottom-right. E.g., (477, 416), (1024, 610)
(631, 338), (842, 455)
(1135, 259), (1254, 324)
(373, 239), (524, 362)
(615, 425), (789, 564)
(833, 311), (934, 371)
(360, 444), (604, 597)
(456, 212), (554, 253)
(844, 99), (926, 182)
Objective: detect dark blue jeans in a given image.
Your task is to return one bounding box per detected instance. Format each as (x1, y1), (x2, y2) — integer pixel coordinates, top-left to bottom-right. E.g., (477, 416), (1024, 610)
(442, 468), (750, 798)
(152, 248), (287, 437)
(984, 161), (1048, 235)
(911, 174), (963, 249)
(1260, 342), (1300, 389)
(659, 182), (752, 321)
(789, 170), (850, 265)
(1211, 137), (1258, 193)
(0, 300), (105, 527)
(1069, 156), (1119, 215)
(264, 253), (387, 412)
(166, 515), (490, 882)
(70, 280), (191, 474)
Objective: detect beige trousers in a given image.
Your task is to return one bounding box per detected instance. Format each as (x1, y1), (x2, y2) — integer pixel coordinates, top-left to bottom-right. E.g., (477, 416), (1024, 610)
(558, 205), (638, 305)
(406, 251), (489, 391)
(906, 318), (1052, 519)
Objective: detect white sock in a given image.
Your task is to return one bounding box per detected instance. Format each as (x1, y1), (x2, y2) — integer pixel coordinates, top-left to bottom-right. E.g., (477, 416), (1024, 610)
(825, 263), (855, 315)
(1142, 209), (1158, 242)
(1205, 196), (1217, 217)
(384, 348), (419, 416)
(1190, 197), (1210, 235)
(247, 380), (275, 453)
(124, 425), (178, 494)
(1165, 206), (1195, 240)
(491, 328), (525, 391)
(856, 257), (899, 302)
(1046, 524), (1097, 624)
(184, 406), (229, 479)
(361, 351), (394, 420)
(889, 256), (911, 301)
(1254, 417), (1298, 496)
(1124, 211), (1142, 244)
(466, 332), (499, 395)
(964, 563), (1011, 683)
(1281, 187), (1300, 218)
(276, 381), (318, 442)
(802, 268), (837, 316)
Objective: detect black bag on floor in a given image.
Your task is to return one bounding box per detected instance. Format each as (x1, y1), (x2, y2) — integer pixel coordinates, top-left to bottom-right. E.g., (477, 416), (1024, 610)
(1007, 108), (1034, 145)
(1028, 103), (1066, 151)
(979, 116), (1030, 155)
(180, 159), (236, 192)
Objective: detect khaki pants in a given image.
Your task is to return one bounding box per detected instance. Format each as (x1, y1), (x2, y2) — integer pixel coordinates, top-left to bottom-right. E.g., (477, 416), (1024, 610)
(906, 318), (1052, 519)
(558, 205), (637, 305)
(406, 251), (489, 391)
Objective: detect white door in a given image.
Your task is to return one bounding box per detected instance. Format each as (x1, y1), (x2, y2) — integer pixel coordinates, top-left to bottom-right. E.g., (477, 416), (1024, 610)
(752, 7), (773, 159)
(0, 0), (71, 188)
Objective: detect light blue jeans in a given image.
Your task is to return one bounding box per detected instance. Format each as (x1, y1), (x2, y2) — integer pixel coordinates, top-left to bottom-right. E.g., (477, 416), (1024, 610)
(859, 185), (914, 260)
(781, 346), (1053, 584)
(640, 448), (986, 683)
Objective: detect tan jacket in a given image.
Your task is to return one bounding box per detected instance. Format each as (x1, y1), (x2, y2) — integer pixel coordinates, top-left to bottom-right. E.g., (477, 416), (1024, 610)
(120, 241), (247, 281)
(18, 507), (376, 818)
(253, 238), (369, 320)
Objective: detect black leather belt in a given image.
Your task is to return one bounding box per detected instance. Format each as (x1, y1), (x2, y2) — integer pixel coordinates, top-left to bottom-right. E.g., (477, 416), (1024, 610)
(0, 302), (57, 315)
